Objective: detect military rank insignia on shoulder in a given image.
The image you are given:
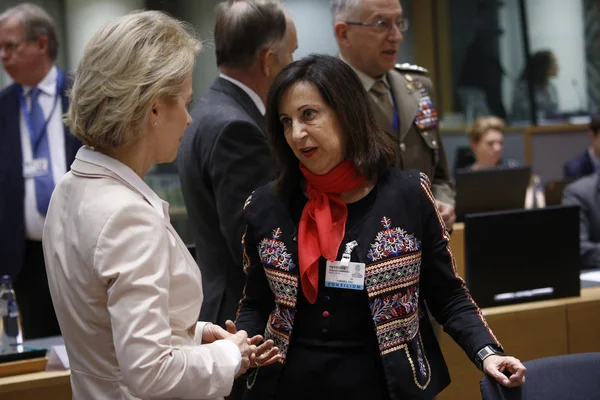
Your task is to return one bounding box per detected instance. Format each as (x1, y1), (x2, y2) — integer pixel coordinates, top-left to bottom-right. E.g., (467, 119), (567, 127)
(394, 63), (429, 75)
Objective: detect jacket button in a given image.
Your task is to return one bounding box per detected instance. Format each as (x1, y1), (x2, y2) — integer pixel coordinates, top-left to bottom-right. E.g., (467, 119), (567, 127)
(322, 311), (330, 318)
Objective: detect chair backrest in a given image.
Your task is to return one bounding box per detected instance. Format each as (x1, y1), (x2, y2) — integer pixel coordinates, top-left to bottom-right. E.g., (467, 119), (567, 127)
(480, 353), (600, 400)
(454, 146), (476, 176)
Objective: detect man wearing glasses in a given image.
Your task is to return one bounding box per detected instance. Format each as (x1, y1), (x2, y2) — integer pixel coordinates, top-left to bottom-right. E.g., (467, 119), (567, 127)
(0, 3), (81, 339)
(332, 0), (455, 230)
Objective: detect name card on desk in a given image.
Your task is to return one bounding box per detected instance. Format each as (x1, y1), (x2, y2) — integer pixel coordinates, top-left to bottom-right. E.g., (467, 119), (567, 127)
(46, 345), (69, 370)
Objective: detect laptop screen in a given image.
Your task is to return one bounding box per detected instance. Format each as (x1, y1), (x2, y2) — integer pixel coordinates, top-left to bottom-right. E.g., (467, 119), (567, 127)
(464, 205), (581, 308)
(455, 165), (532, 222)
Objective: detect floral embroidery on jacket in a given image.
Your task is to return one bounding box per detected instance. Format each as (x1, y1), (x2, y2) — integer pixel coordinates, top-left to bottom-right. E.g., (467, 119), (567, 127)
(370, 287), (419, 324)
(367, 217), (421, 262)
(265, 305), (295, 360)
(258, 228), (296, 271)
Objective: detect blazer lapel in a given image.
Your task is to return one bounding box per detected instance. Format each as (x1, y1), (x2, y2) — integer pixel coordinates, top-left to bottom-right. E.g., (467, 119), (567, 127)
(388, 71), (419, 141)
(4, 85), (23, 169)
(212, 78), (267, 133)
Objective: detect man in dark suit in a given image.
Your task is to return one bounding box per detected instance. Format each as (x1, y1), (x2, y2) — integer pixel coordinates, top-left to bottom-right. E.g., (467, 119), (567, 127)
(332, 0), (456, 230)
(562, 172), (600, 269)
(0, 4), (81, 338)
(564, 111), (600, 179)
(178, 0), (298, 327)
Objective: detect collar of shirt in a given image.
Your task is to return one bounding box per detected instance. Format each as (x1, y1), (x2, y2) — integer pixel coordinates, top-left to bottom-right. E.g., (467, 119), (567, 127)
(589, 147), (600, 171)
(219, 73), (265, 116)
(76, 146), (169, 220)
(339, 55), (391, 92)
(21, 65), (58, 97)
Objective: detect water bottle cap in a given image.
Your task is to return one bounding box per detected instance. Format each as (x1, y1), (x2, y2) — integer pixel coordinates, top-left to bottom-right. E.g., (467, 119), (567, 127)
(0, 275), (12, 285)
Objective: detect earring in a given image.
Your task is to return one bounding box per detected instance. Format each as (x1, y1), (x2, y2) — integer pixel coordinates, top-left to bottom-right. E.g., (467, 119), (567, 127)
(152, 120), (158, 127)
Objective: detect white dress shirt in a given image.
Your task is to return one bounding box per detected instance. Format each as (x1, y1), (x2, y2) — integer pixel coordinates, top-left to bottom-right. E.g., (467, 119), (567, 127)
(219, 73), (266, 115)
(20, 65), (66, 240)
(43, 147), (241, 399)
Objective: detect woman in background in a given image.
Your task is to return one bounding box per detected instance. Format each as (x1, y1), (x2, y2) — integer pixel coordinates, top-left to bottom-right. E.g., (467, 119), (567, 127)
(43, 11), (278, 399)
(511, 50), (559, 121)
(467, 116), (545, 208)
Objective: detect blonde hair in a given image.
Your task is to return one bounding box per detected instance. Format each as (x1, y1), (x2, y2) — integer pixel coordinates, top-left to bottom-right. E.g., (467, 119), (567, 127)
(66, 10), (201, 149)
(469, 116), (505, 143)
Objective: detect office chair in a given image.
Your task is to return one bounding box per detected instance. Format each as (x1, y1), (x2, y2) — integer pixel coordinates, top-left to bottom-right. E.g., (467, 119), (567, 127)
(480, 353), (600, 400)
(454, 146), (476, 175)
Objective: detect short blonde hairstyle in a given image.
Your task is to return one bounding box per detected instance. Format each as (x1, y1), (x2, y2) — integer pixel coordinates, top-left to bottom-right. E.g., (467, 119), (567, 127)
(66, 10), (201, 149)
(469, 116), (505, 143)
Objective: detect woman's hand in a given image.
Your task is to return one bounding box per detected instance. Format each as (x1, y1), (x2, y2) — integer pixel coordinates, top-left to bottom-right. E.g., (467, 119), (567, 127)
(483, 355), (527, 387)
(224, 328), (254, 377)
(201, 322), (232, 344)
(225, 320), (283, 368)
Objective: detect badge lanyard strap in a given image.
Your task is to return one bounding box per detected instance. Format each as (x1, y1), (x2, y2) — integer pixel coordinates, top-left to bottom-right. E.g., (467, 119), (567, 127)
(17, 69), (64, 154)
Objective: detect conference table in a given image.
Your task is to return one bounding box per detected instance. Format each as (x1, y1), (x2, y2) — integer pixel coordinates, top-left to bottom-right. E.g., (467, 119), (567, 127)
(2, 223), (599, 400)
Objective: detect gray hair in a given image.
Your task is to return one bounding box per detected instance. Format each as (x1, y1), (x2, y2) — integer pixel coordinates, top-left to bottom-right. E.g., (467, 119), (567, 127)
(66, 10), (201, 149)
(0, 3), (59, 60)
(330, 0), (362, 23)
(215, 0), (287, 69)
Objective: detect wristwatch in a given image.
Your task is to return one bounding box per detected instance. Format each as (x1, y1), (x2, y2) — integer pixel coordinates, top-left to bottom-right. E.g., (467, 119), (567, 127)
(475, 345), (504, 370)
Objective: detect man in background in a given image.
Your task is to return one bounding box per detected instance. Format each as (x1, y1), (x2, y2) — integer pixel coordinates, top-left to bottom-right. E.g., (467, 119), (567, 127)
(331, 0), (456, 229)
(564, 111), (600, 179)
(562, 172), (600, 269)
(178, 0), (297, 327)
(0, 3), (81, 338)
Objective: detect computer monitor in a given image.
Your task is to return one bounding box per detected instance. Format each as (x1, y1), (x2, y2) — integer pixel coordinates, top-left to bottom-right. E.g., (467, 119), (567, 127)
(455, 166), (531, 222)
(464, 205), (581, 308)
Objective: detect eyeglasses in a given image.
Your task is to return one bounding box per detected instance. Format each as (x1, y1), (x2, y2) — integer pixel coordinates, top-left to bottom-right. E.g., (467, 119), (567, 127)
(0, 40), (24, 54)
(346, 19), (410, 33)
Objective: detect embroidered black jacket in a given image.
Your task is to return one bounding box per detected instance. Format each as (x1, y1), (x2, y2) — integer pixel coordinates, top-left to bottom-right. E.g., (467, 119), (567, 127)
(236, 169), (501, 400)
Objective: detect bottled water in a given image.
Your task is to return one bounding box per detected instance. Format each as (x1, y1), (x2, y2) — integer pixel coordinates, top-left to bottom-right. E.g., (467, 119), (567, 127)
(0, 275), (24, 350)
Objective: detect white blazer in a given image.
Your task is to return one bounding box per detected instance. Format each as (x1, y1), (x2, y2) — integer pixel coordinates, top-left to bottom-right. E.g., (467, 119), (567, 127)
(43, 147), (240, 400)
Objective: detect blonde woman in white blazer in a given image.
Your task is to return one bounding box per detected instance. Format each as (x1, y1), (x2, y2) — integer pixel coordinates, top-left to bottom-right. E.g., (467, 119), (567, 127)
(42, 11), (280, 400)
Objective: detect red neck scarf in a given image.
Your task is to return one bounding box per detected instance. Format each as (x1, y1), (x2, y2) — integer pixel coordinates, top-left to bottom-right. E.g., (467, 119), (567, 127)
(298, 160), (367, 304)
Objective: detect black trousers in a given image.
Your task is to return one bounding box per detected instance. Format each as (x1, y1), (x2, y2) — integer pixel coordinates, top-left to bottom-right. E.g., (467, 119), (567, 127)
(13, 240), (61, 339)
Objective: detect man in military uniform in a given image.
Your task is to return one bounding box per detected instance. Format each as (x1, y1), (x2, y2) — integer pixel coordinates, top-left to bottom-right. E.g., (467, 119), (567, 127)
(332, 0), (456, 229)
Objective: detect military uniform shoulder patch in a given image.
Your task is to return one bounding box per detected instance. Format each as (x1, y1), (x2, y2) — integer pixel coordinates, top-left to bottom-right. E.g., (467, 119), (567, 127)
(394, 63), (429, 75)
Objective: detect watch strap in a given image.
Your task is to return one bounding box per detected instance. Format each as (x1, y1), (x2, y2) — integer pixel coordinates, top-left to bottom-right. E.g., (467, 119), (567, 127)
(476, 345), (504, 370)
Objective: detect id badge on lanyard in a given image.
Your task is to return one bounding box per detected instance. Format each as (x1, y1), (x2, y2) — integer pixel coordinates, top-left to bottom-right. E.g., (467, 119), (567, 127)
(325, 240), (366, 290)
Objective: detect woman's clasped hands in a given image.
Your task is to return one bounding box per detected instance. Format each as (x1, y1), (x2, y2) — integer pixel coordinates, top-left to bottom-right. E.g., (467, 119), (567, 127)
(201, 320), (282, 376)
